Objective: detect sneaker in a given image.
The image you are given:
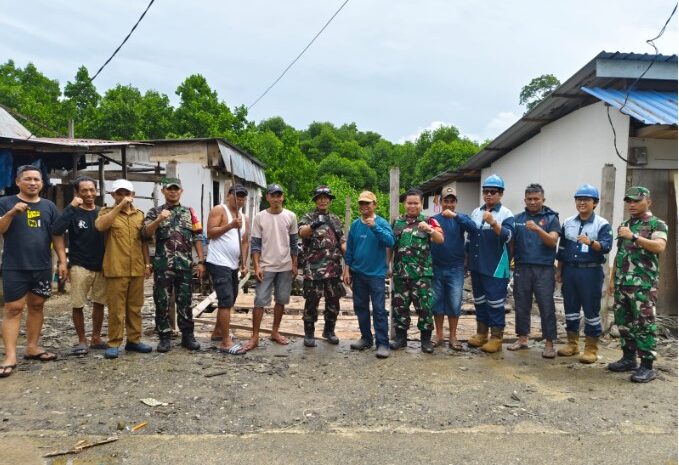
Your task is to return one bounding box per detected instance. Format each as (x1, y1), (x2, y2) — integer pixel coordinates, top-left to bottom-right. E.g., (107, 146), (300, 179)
(608, 357), (638, 372)
(630, 366), (656, 383)
(104, 347), (119, 359)
(375, 345), (391, 359)
(350, 338), (372, 350)
(125, 341), (153, 353)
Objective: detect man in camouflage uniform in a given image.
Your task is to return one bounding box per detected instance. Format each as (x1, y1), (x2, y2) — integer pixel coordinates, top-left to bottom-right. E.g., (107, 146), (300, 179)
(608, 186), (668, 383)
(298, 186), (346, 347)
(143, 177), (206, 352)
(388, 188), (443, 353)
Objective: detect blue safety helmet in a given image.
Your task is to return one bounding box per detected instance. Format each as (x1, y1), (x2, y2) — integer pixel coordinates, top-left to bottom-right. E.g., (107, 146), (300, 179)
(574, 184), (599, 200)
(482, 174), (505, 190)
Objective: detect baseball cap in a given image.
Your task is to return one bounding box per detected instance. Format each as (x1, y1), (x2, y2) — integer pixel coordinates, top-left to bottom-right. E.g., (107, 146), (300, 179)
(358, 191), (377, 203)
(266, 184), (284, 194)
(441, 185), (457, 198)
(111, 179), (134, 193)
(624, 186), (650, 201)
(228, 184), (248, 196)
(161, 177), (182, 188)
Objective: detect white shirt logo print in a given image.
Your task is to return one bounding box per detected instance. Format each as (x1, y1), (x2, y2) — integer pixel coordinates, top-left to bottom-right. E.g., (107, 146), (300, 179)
(77, 219), (88, 230)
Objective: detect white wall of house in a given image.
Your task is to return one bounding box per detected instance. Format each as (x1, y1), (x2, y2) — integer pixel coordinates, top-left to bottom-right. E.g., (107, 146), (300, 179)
(479, 101), (630, 258)
(422, 181), (481, 218)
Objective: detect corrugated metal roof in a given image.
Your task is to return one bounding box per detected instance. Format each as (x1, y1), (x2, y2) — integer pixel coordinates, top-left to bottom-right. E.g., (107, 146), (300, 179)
(581, 87), (677, 125)
(218, 141), (267, 187)
(0, 106), (32, 139)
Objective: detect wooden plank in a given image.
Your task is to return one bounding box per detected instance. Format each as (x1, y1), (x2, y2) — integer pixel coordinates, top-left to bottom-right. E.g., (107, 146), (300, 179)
(599, 163), (616, 330)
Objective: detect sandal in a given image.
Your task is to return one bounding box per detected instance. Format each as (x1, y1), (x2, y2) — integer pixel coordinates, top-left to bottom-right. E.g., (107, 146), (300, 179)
(70, 344), (89, 356)
(24, 351), (58, 362)
(542, 347), (556, 359)
(218, 343), (246, 355)
(449, 340), (463, 351)
(507, 341), (530, 351)
(0, 364), (17, 378)
(89, 342), (108, 350)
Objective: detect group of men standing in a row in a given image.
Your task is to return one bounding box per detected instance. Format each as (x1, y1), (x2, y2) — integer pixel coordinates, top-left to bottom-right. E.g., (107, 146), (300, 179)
(0, 166), (668, 384)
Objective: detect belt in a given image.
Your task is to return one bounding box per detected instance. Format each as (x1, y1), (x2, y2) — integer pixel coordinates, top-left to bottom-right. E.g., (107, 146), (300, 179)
(566, 262), (601, 268)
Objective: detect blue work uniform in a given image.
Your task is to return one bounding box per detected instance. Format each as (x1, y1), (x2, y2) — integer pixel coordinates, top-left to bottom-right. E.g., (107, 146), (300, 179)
(468, 203), (514, 328)
(557, 213), (613, 337)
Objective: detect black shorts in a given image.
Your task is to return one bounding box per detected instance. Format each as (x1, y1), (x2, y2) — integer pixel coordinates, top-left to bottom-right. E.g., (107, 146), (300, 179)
(2, 269), (52, 302)
(207, 262), (239, 309)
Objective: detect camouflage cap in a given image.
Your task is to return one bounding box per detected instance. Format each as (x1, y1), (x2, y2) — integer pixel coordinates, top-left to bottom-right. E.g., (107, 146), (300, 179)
(624, 186), (650, 201)
(161, 177), (182, 188)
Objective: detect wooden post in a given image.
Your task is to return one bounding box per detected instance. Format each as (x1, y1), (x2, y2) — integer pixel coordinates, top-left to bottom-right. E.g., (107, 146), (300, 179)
(389, 166), (400, 339)
(389, 167), (400, 223)
(599, 163), (616, 333)
(68, 119), (74, 138)
(97, 156), (105, 206)
(344, 196), (351, 236)
(121, 147), (128, 179)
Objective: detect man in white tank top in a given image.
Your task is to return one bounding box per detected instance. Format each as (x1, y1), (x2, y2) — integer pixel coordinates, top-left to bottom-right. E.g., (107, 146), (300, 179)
(205, 185), (250, 354)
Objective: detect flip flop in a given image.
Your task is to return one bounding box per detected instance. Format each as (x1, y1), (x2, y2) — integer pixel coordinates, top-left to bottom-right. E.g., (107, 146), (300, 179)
(70, 344), (89, 356)
(23, 351), (58, 362)
(218, 343), (246, 355)
(449, 341), (464, 351)
(507, 341), (530, 351)
(89, 342), (108, 350)
(0, 364), (17, 378)
(542, 347), (557, 359)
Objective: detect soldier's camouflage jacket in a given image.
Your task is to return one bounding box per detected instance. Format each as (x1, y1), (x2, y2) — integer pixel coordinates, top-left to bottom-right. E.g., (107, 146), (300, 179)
(391, 214), (442, 279)
(143, 203), (202, 271)
(614, 211), (668, 289)
(298, 209), (345, 280)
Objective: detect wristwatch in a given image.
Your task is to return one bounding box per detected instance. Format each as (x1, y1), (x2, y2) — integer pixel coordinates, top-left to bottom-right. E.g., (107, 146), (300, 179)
(632, 233), (639, 243)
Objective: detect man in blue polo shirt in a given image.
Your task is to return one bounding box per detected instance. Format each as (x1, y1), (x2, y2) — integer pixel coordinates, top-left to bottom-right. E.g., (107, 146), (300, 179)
(431, 185), (476, 350)
(343, 191), (394, 359)
(467, 174), (514, 353)
(556, 184), (612, 364)
(509, 183), (560, 358)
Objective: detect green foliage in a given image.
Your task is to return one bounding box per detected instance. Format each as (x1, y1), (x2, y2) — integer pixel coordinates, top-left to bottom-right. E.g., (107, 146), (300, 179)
(519, 74), (561, 112)
(0, 60), (481, 223)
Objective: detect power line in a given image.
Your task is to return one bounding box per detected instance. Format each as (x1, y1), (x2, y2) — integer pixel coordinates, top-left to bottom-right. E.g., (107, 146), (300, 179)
(248, 0), (350, 110)
(607, 2), (677, 164)
(89, 0), (156, 82)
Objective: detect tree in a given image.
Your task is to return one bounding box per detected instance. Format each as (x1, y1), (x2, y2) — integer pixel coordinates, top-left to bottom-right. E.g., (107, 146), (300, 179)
(174, 74), (238, 138)
(519, 74), (561, 112)
(63, 66), (100, 136)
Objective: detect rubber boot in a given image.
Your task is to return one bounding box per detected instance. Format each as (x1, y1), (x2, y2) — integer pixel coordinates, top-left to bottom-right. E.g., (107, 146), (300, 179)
(322, 320), (340, 345)
(420, 330), (434, 353)
(557, 331), (580, 357)
(467, 322), (489, 348)
(481, 327), (504, 353)
(390, 328), (408, 350)
(181, 332), (201, 351)
(156, 333), (171, 353)
(303, 321), (316, 347)
(579, 336), (598, 364)
(608, 346), (638, 372)
(630, 359), (656, 383)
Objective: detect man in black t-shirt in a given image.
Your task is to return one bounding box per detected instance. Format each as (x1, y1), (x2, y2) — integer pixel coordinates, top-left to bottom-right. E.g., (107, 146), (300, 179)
(0, 165), (67, 378)
(53, 176), (106, 356)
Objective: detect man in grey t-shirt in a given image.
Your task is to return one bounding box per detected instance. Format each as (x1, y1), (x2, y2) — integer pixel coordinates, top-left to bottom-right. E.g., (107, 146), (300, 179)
(244, 184), (298, 351)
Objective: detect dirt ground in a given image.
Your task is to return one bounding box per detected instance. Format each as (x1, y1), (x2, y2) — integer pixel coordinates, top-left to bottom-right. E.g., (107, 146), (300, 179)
(0, 285), (677, 465)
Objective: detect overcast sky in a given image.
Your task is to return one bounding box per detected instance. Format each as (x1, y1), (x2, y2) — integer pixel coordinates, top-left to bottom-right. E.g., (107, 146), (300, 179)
(1, 1), (677, 143)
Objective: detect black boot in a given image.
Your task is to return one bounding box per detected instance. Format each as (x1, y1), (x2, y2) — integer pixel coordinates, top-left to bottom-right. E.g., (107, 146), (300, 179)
(322, 320), (340, 345)
(608, 347), (638, 372)
(304, 321), (316, 347)
(180, 332), (201, 351)
(390, 328), (408, 350)
(420, 330), (434, 354)
(631, 359), (656, 383)
(156, 333), (171, 353)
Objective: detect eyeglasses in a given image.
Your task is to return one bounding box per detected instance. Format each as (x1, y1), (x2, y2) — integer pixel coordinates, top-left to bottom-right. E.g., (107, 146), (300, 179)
(575, 197), (593, 203)
(482, 189), (499, 196)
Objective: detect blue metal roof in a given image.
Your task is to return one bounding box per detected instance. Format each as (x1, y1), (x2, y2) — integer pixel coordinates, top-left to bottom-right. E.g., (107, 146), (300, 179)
(581, 87), (677, 125)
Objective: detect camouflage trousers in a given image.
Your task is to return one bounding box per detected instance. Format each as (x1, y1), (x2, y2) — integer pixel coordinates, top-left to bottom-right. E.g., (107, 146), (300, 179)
(302, 278), (346, 323)
(613, 285), (657, 361)
(154, 268), (194, 334)
(391, 276), (434, 331)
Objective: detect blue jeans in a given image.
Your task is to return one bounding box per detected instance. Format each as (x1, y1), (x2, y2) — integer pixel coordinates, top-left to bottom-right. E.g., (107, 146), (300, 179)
(351, 271), (389, 347)
(432, 265), (464, 317)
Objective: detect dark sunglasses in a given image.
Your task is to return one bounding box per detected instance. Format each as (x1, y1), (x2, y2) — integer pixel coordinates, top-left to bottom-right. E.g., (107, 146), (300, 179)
(482, 189), (499, 196)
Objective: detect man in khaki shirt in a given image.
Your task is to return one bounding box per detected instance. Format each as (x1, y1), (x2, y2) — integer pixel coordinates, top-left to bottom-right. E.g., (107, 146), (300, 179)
(95, 179), (152, 359)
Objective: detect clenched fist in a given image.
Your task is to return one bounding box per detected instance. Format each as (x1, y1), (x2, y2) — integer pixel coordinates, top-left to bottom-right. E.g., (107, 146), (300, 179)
(71, 196), (83, 208)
